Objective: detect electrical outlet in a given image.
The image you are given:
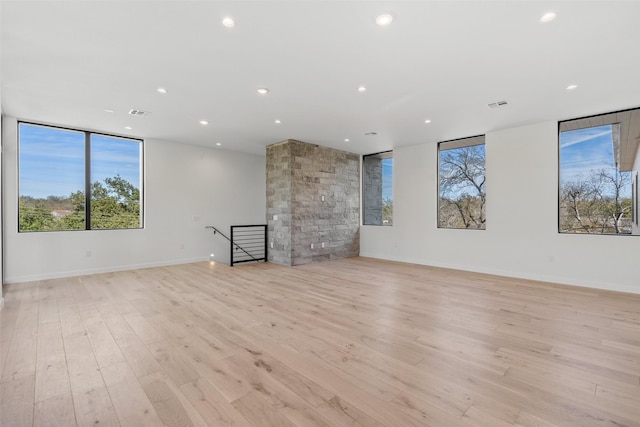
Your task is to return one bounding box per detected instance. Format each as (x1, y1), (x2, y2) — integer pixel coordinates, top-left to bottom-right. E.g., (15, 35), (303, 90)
(273, 214), (278, 220)
(321, 195), (325, 202)
(310, 243), (314, 249)
(321, 242), (325, 248)
(270, 242), (274, 248)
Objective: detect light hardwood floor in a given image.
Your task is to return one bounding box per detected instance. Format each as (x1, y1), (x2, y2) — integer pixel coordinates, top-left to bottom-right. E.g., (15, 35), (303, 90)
(1, 257), (639, 426)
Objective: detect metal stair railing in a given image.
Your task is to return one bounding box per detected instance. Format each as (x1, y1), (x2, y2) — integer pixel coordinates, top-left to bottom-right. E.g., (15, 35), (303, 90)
(206, 225), (268, 266)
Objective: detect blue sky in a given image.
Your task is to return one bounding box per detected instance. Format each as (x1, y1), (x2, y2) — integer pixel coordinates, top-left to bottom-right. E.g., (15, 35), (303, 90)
(19, 123), (141, 199)
(560, 124), (632, 198)
(382, 157), (393, 200)
(90, 134), (142, 188)
(23, 123), (617, 202)
(438, 144), (485, 199)
(559, 125), (616, 183)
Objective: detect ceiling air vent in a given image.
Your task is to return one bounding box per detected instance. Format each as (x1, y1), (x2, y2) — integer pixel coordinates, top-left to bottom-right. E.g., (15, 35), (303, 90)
(488, 100), (508, 109)
(364, 131), (379, 136)
(128, 109), (151, 117)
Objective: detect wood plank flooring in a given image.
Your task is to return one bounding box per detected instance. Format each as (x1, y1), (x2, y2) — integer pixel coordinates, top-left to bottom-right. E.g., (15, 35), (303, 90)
(1, 257), (639, 426)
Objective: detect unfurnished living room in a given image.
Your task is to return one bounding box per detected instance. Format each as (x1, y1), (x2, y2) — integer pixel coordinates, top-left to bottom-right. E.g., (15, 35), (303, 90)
(1, 1), (640, 426)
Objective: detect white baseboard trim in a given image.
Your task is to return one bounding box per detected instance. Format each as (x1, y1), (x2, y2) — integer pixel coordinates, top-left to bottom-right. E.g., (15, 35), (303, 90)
(359, 253), (640, 296)
(3, 256), (210, 284)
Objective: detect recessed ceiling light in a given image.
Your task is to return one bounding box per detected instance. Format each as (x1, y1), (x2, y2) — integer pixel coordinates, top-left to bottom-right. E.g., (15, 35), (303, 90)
(157, 87), (167, 94)
(566, 84), (578, 90)
(274, 119), (281, 124)
(257, 88), (269, 95)
(358, 86), (367, 93)
(376, 14), (393, 26)
(199, 120), (209, 125)
(124, 126), (132, 130)
(424, 119), (432, 124)
(222, 17), (235, 28)
(344, 138), (350, 142)
(540, 12), (556, 23)
(104, 109), (114, 113)
(216, 143), (222, 146)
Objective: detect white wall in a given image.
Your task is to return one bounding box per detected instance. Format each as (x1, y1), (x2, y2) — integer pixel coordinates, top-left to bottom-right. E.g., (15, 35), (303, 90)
(1, 111), (4, 308)
(2, 116), (266, 283)
(361, 121), (640, 295)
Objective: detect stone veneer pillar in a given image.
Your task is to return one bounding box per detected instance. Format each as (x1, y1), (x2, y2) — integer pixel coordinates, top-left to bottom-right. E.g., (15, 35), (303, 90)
(362, 155), (383, 225)
(266, 139), (360, 266)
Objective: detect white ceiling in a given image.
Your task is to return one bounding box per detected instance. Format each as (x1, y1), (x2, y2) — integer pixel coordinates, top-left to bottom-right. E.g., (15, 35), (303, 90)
(2, 1), (639, 156)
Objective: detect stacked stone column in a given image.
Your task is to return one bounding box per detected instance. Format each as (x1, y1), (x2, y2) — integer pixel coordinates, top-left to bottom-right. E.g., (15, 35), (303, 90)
(266, 140), (360, 266)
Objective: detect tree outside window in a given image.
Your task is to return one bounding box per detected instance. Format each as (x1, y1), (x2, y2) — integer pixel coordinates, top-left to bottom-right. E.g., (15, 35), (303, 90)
(19, 122), (143, 232)
(438, 136), (486, 229)
(559, 120), (633, 235)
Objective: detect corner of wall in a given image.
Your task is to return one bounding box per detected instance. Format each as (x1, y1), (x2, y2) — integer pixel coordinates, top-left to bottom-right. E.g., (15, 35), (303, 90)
(1, 111), (4, 301)
(4, 127), (266, 282)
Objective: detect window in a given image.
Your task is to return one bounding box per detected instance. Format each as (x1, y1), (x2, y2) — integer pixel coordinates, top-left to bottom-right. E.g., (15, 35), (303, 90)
(19, 122), (143, 232)
(631, 171), (640, 227)
(438, 136), (486, 229)
(363, 151), (392, 225)
(558, 109), (640, 235)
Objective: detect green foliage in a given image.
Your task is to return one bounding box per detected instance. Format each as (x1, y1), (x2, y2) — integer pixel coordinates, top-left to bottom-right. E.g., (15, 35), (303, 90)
(19, 175), (141, 232)
(382, 197), (393, 225)
(19, 200), (58, 231)
(91, 176), (141, 229)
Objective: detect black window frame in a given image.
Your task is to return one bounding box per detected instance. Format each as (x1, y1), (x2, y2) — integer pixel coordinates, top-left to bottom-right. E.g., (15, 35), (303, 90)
(557, 107), (639, 236)
(362, 150), (393, 226)
(18, 121), (144, 232)
(437, 135), (486, 230)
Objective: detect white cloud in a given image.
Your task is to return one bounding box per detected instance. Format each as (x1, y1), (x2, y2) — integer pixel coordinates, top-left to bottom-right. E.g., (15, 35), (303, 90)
(560, 128), (611, 149)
